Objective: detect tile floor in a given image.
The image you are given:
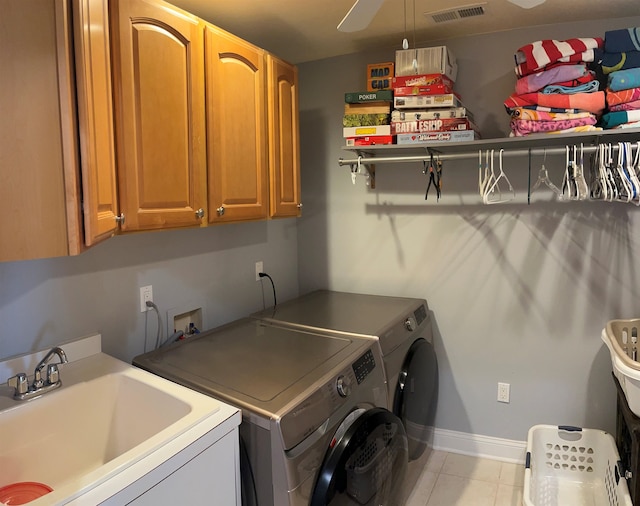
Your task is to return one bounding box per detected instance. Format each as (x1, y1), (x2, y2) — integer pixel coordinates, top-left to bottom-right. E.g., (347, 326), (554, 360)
(405, 451), (525, 506)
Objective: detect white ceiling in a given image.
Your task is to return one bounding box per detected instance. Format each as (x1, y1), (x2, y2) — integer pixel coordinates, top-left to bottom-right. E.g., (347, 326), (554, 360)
(169, 0), (640, 64)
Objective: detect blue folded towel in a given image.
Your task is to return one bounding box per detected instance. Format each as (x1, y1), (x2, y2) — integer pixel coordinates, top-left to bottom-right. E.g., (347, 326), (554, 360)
(600, 50), (640, 74)
(542, 80), (600, 95)
(608, 68), (640, 92)
(605, 27), (640, 53)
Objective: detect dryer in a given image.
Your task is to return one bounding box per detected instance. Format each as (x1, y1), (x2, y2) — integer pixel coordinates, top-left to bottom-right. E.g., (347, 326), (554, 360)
(252, 291), (439, 499)
(133, 318), (408, 506)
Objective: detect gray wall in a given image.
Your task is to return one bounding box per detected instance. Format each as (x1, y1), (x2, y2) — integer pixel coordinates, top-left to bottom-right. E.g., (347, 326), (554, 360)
(297, 17), (640, 441)
(0, 219), (298, 363)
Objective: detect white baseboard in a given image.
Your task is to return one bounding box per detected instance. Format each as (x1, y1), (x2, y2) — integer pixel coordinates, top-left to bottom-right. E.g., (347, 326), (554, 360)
(432, 427), (527, 464)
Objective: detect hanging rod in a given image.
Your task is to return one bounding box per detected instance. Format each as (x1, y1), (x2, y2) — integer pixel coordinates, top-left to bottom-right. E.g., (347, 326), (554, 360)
(338, 143), (627, 167)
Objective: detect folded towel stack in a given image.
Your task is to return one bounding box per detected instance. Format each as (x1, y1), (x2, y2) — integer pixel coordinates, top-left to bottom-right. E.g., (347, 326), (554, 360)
(504, 37), (604, 136)
(599, 27), (640, 129)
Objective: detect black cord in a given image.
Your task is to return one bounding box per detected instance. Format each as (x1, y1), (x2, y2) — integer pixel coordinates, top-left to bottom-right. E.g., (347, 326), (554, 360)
(258, 272), (277, 308)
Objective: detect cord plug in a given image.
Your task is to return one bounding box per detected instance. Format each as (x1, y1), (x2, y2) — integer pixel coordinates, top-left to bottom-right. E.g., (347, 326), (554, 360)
(257, 271), (277, 308)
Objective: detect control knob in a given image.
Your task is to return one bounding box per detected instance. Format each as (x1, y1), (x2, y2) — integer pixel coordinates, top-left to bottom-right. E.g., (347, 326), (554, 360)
(405, 317), (417, 332)
(336, 375), (352, 398)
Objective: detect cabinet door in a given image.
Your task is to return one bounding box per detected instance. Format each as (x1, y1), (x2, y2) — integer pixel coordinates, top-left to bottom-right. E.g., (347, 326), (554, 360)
(73, 0), (119, 245)
(110, 0), (207, 231)
(267, 54), (301, 218)
(0, 0), (82, 262)
(205, 25), (268, 223)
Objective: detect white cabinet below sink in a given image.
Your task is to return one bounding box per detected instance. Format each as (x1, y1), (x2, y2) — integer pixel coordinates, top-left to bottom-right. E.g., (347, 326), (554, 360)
(101, 422), (240, 505)
(0, 335), (241, 506)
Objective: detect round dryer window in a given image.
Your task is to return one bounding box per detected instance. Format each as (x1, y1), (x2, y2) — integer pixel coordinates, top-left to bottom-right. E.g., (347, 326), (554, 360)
(310, 407), (408, 506)
(393, 337), (439, 461)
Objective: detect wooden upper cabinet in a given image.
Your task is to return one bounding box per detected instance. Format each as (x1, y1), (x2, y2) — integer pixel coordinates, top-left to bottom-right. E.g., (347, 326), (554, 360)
(205, 25), (269, 223)
(0, 0), (83, 262)
(73, 0), (119, 245)
(110, 0), (207, 231)
(267, 54), (301, 218)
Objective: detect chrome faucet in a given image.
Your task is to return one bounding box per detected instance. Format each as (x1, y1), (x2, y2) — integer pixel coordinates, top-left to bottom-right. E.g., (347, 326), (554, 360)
(7, 347), (68, 401)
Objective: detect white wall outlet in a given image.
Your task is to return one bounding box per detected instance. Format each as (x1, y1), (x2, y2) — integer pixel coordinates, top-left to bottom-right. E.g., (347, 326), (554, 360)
(255, 261), (263, 281)
(497, 382), (510, 403)
(140, 285), (153, 312)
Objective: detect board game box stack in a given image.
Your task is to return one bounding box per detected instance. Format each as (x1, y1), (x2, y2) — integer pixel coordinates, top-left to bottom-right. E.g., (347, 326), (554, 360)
(392, 46), (480, 145)
(343, 62), (395, 147)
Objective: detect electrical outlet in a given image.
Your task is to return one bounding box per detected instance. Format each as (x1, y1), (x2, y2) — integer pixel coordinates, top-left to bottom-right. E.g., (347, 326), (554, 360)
(140, 285), (153, 312)
(255, 261), (263, 281)
(497, 382), (510, 403)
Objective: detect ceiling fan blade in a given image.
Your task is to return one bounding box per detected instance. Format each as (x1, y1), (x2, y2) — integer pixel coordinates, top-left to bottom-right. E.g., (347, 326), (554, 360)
(507, 0), (546, 8)
(337, 0), (385, 32)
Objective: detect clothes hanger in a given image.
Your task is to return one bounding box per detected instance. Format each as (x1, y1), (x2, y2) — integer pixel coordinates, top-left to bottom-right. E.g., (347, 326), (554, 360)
(604, 143), (618, 202)
(633, 141), (640, 205)
(615, 141), (633, 203)
(484, 149), (516, 204)
(478, 150), (492, 198)
(591, 144), (606, 200)
(562, 145), (577, 200)
(531, 149), (563, 199)
(624, 141), (640, 205)
(478, 150), (486, 197)
(573, 143), (589, 201)
(482, 149), (497, 204)
(481, 149), (497, 203)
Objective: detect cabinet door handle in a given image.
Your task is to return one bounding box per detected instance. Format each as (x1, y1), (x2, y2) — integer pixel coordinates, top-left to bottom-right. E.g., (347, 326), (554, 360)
(195, 208), (204, 219)
(115, 213), (125, 224)
(216, 206), (225, 216)
(296, 203), (303, 210)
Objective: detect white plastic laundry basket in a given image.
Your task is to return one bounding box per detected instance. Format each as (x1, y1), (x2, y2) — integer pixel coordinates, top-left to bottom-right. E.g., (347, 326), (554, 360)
(602, 320), (640, 418)
(523, 425), (632, 506)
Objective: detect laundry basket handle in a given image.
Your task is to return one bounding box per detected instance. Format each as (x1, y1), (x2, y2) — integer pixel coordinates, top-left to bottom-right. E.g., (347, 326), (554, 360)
(558, 425), (582, 432)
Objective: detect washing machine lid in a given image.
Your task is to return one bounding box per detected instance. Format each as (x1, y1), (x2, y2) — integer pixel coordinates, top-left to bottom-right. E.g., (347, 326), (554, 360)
(133, 318), (371, 419)
(252, 290), (430, 353)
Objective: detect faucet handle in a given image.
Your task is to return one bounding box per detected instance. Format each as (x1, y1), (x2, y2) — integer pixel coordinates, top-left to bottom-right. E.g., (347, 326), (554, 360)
(46, 364), (60, 385)
(7, 373), (28, 395)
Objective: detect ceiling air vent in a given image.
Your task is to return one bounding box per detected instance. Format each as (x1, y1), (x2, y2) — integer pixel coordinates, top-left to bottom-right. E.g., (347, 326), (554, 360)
(426, 3), (487, 23)
(458, 6), (485, 18)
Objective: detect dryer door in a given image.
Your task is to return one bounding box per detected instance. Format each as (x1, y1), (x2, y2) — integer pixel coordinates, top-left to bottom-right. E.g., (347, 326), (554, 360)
(310, 407), (408, 506)
(393, 337), (439, 460)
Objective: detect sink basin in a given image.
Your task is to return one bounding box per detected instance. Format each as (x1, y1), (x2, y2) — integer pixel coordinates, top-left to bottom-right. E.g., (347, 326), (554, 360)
(0, 346), (236, 505)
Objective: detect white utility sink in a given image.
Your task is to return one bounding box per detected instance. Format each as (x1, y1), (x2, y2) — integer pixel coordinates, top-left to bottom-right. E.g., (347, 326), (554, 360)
(0, 335), (241, 505)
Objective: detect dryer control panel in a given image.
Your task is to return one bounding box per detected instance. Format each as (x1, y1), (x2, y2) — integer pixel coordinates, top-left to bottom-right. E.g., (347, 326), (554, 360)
(352, 349), (376, 384)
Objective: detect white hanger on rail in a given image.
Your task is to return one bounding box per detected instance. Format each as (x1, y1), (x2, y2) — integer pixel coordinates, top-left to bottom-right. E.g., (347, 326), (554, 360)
(482, 150), (496, 203)
(633, 141), (640, 206)
(574, 143), (589, 201)
(615, 142), (633, 203)
(484, 149), (516, 204)
(604, 143), (618, 201)
(478, 150), (486, 197)
(592, 144), (607, 201)
(624, 142), (640, 205)
(531, 149), (563, 199)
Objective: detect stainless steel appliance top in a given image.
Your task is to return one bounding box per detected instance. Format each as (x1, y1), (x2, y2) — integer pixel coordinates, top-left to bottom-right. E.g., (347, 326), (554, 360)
(252, 290), (430, 354)
(133, 317), (373, 419)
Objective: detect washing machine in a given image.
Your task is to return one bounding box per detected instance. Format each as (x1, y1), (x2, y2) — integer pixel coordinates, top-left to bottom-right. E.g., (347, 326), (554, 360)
(252, 290), (439, 500)
(133, 317), (409, 506)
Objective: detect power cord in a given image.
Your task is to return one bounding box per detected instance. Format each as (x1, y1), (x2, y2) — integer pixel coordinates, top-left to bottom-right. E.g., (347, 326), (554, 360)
(144, 300), (163, 351)
(258, 272), (277, 309)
